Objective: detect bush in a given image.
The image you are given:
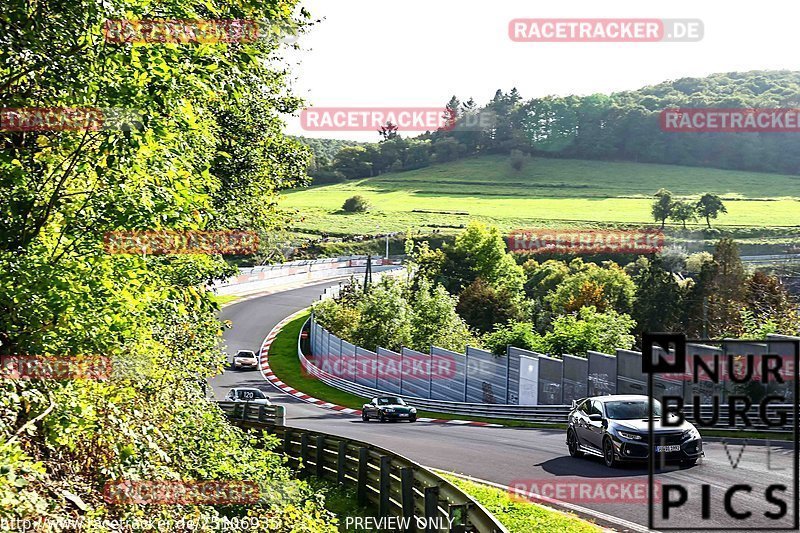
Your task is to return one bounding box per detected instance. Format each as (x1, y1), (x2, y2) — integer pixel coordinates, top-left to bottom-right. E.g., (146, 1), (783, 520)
(484, 321), (538, 355)
(509, 149), (527, 172)
(539, 306), (636, 356)
(686, 251), (713, 273)
(342, 195), (370, 213)
(456, 278), (525, 334)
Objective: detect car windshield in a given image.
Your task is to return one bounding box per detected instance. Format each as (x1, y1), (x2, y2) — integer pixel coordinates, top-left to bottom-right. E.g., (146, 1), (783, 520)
(605, 400), (661, 419)
(237, 389), (265, 400)
(237, 351), (256, 358)
(377, 397), (404, 406)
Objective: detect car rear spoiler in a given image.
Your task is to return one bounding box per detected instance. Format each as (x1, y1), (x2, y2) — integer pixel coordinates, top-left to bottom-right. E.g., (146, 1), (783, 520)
(571, 398), (587, 409)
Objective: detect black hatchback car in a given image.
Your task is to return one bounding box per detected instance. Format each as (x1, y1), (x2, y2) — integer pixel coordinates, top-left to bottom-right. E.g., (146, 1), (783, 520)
(566, 395), (703, 468)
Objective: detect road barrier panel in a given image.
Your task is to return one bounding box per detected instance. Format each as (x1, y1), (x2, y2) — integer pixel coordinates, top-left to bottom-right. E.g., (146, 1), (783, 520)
(217, 401), (508, 532)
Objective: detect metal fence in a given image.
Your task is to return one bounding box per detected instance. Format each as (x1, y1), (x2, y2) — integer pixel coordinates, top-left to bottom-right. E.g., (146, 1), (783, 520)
(307, 317), (799, 415)
(217, 401), (508, 533)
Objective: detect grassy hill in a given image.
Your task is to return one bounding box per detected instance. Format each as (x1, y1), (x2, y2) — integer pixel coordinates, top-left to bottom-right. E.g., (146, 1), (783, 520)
(282, 156), (800, 239)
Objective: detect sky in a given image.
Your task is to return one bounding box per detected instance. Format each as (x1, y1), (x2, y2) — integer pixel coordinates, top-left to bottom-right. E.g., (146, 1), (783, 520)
(283, 0), (800, 141)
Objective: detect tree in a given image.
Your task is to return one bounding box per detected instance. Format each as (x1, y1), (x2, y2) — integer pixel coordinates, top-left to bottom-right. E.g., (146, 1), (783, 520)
(695, 193), (728, 228)
(484, 321), (538, 355)
(0, 0), (338, 529)
(456, 278), (524, 334)
(352, 278), (413, 351)
(537, 306), (636, 357)
(547, 260), (635, 315)
(743, 271), (799, 335)
(378, 121), (399, 141)
(522, 259), (570, 300)
(651, 188), (674, 228)
(631, 257), (685, 335)
(332, 146), (373, 178)
(669, 200), (697, 229)
(444, 95), (461, 129)
(408, 278), (475, 352)
(453, 222), (525, 294)
(342, 195), (371, 213)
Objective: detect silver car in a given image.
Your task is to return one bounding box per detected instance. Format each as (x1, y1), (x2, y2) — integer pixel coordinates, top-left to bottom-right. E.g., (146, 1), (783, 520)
(225, 387), (272, 405)
(231, 349), (258, 370)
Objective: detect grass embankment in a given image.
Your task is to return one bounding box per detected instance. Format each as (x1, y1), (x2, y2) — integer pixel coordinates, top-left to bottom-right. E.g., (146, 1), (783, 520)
(267, 311), (560, 428)
(210, 294), (240, 307)
(283, 156), (800, 252)
(440, 473), (603, 533)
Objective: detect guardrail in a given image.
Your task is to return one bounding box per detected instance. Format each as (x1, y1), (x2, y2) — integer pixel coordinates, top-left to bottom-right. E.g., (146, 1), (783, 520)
(297, 318), (796, 432)
(217, 401), (508, 533)
(210, 255), (398, 296)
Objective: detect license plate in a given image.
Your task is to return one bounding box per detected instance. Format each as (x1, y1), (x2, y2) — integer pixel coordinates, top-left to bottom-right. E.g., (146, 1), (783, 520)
(656, 445), (681, 452)
(399, 413), (409, 417)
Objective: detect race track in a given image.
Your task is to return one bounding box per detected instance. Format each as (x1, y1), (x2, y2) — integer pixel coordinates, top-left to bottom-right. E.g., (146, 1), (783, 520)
(209, 283), (797, 532)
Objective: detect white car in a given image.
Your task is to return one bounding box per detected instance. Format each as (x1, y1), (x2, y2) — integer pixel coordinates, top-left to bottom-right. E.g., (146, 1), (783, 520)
(231, 349), (258, 370)
(225, 387), (272, 405)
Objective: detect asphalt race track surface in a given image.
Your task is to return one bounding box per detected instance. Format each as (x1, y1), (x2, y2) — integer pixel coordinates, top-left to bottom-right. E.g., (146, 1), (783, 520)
(209, 282), (797, 532)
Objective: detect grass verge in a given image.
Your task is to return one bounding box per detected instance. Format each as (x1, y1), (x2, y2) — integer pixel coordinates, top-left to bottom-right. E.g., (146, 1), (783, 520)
(210, 294), (240, 306)
(267, 311), (560, 428)
(440, 472), (603, 533)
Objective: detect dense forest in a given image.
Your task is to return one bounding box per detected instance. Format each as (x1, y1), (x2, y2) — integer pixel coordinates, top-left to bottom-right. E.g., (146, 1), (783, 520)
(309, 70), (800, 183)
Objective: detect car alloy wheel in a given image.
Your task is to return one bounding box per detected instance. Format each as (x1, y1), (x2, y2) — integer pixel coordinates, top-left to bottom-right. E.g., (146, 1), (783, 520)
(362, 412), (369, 422)
(380, 413), (386, 423)
(603, 438), (618, 468)
(409, 415), (416, 423)
(567, 430), (583, 457)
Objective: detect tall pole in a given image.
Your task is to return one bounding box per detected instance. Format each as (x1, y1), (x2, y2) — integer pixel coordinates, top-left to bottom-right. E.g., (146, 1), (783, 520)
(385, 233), (389, 260)
(364, 255), (373, 293)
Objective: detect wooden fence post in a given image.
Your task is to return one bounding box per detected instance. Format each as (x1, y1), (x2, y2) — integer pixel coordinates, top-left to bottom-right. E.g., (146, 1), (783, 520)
(337, 441), (347, 485)
(357, 447), (369, 505)
(424, 486), (439, 533)
(401, 467), (415, 532)
(379, 456), (391, 517)
(316, 435), (326, 477)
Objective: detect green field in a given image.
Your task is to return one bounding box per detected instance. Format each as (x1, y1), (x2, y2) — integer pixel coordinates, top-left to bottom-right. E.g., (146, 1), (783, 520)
(282, 156), (800, 238)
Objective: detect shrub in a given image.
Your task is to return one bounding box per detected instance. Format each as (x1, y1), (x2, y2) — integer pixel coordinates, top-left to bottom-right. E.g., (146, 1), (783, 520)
(509, 149), (527, 172)
(342, 195), (370, 213)
(686, 251), (713, 273)
(484, 321), (538, 355)
(456, 278), (525, 334)
(539, 306), (636, 356)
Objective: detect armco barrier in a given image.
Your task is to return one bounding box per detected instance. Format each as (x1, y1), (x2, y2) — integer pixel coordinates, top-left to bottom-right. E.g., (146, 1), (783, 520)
(298, 318), (796, 431)
(210, 255), (396, 296)
(217, 401), (508, 533)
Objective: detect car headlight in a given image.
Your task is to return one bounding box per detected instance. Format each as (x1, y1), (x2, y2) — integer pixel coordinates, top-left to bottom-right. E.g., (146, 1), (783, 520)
(683, 427), (701, 440)
(386, 408), (395, 413)
(618, 430), (643, 441)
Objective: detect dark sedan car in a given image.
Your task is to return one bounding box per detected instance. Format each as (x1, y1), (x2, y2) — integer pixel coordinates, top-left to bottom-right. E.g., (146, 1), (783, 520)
(566, 394), (703, 468)
(362, 396), (417, 423)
